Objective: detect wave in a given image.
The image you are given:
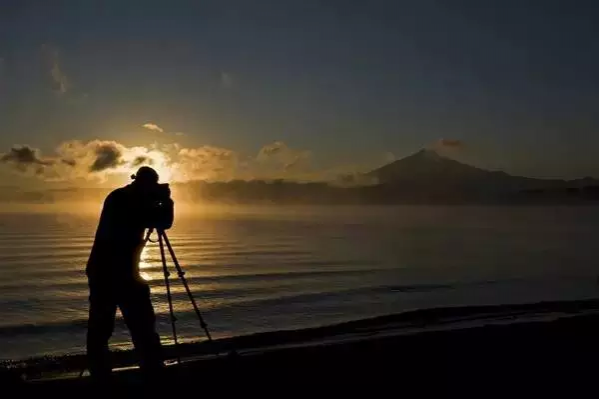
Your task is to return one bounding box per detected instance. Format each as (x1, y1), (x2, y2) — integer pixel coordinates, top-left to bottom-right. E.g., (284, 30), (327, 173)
(0, 261), (394, 289)
(0, 279), (516, 337)
(4, 297), (599, 367)
(0, 251), (90, 263)
(0, 267), (386, 287)
(0, 319), (90, 337)
(0, 283), (430, 335)
(0, 273), (393, 311)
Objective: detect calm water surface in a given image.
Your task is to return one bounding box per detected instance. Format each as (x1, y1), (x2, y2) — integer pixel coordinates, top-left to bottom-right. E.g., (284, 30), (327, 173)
(1, 205), (598, 360)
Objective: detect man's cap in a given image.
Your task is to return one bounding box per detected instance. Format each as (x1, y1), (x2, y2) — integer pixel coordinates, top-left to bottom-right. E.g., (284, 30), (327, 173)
(131, 166), (159, 183)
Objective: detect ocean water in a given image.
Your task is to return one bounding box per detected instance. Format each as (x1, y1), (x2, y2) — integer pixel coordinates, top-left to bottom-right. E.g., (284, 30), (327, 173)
(1, 205), (599, 361)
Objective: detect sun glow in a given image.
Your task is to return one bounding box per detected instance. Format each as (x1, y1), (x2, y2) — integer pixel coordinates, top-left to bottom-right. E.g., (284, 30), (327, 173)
(138, 244), (153, 282)
(123, 146), (175, 182)
(103, 144), (182, 190)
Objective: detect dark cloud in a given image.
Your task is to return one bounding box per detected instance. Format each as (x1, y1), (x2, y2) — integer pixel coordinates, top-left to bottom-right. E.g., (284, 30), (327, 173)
(90, 143), (124, 172)
(0, 140), (129, 181)
(132, 156), (154, 167)
(0, 146), (57, 178)
(1, 146), (53, 166)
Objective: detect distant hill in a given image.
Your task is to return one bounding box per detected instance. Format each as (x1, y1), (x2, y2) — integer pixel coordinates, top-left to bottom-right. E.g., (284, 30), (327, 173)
(364, 149), (599, 203)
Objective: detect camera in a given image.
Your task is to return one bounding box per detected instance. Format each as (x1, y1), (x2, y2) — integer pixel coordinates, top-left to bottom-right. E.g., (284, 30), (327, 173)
(150, 183), (171, 203)
(146, 183), (174, 230)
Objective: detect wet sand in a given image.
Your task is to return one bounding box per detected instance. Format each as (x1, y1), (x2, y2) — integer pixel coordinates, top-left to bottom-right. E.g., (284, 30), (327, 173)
(5, 300), (599, 396)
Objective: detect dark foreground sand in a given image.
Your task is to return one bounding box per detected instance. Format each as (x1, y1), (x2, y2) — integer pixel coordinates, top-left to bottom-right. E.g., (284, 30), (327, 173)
(4, 299), (599, 396)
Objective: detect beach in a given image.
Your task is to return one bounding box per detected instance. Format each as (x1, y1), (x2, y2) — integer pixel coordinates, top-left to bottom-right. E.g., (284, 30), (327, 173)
(6, 298), (599, 396)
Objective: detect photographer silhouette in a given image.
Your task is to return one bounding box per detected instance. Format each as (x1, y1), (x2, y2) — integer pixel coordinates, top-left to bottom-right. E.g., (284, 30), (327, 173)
(85, 166), (174, 384)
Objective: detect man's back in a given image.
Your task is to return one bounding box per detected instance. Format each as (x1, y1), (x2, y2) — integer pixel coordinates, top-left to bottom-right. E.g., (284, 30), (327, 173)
(86, 185), (148, 282)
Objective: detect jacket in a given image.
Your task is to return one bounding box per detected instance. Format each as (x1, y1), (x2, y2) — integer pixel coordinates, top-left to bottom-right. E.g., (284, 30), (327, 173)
(86, 184), (174, 282)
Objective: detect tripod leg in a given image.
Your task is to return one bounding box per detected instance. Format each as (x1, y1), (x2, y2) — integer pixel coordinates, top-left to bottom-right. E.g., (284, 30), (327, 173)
(158, 232), (181, 364)
(161, 231), (213, 342)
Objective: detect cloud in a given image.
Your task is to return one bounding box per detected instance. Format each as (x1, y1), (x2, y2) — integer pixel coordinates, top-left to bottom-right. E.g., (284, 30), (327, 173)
(257, 141), (311, 172)
(90, 143), (125, 172)
(427, 138), (465, 158)
(0, 140), (175, 182)
(436, 139), (463, 148)
(56, 140), (167, 178)
(258, 141), (285, 157)
(38, 140), (127, 181)
(42, 44), (68, 95)
(173, 146), (238, 182)
(0, 145), (55, 177)
(1, 140), (318, 184)
(1, 146), (53, 166)
(221, 71), (234, 88)
(132, 156), (154, 167)
(142, 123), (164, 133)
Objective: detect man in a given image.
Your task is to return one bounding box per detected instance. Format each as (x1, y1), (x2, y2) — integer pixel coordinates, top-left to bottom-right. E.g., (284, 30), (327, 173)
(85, 166), (174, 383)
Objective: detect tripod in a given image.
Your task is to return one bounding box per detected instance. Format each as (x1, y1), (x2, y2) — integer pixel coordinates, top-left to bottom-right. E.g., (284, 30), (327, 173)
(78, 228), (220, 379)
(145, 228), (214, 364)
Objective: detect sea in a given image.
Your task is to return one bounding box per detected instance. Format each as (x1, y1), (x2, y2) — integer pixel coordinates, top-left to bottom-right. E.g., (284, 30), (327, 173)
(1, 205), (599, 361)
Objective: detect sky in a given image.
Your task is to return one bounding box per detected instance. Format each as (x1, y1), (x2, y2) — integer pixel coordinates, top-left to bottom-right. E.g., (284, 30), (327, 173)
(1, 0), (599, 189)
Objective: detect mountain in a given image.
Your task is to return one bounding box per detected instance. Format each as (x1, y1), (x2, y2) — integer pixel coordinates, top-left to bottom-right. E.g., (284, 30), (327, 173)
(368, 149), (528, 189)
(365, 149), (599, 203)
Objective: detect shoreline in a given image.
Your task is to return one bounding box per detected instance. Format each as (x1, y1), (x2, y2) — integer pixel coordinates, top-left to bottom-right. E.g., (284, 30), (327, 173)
(4, 296), (599, 379)
(5, 301), (599, 395)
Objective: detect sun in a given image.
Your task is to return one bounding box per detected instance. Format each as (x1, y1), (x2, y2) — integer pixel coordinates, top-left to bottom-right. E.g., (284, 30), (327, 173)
(119, 145), (175, 183)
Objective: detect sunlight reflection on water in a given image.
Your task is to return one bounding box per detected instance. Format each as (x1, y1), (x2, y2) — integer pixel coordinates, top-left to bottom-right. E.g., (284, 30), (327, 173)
(139, 245), (153, 282)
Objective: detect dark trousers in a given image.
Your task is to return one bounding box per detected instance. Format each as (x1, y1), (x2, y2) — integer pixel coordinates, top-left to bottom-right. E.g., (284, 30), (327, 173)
(86, 277), (164, 380)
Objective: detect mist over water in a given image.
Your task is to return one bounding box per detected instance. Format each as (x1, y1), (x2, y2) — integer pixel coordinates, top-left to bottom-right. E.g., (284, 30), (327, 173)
(1, 205), (599, 361)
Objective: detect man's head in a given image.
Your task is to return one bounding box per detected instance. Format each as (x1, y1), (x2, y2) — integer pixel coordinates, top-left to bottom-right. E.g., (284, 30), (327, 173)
(131, 166), (159, 188)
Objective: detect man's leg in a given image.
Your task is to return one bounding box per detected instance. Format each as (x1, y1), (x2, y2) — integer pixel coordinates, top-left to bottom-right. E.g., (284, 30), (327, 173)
(119, 281), (164, 378)
(87, 282), (117, 382)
